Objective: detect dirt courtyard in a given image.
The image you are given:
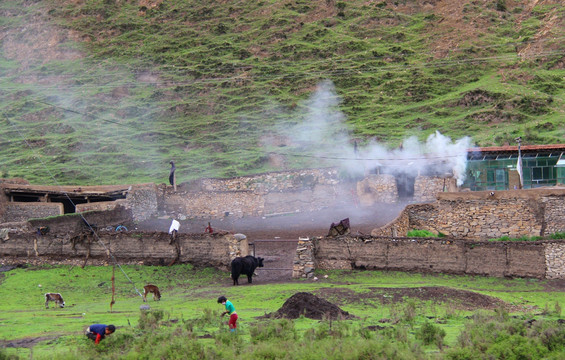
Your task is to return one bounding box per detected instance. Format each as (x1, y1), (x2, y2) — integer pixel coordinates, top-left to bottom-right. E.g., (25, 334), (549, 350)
(134, 202), (407, 283)
(135, 202), (407, 239)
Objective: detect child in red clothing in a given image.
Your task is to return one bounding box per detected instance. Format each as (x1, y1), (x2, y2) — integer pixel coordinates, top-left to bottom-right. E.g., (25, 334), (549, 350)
(85, 324), (115, 344)
(217, 296), (238, 332)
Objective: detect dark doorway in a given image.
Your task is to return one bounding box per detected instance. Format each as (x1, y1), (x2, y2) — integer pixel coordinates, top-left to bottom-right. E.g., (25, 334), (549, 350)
(396, 173), (415, 200)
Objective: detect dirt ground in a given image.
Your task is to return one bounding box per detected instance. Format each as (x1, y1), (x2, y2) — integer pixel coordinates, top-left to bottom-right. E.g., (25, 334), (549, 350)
(264, 292), (355, 320)
(261, 286), (520, 321)
(135, 202), (407, 240)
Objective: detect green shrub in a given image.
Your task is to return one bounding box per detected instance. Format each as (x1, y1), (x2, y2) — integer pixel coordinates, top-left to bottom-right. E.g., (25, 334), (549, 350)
(249, 319), (297, 343)
(416, 321), (446, 348)
(549, 232), (565, 240)
(138, 309), (165, 330)
(406, 229), (437, 238)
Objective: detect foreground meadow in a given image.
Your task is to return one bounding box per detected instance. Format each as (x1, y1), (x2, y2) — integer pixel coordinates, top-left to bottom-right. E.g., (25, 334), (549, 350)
(1, 264), (565, 359)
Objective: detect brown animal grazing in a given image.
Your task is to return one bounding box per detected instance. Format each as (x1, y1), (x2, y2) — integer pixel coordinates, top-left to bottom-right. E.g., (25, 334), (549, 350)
(143, 285), (161, 302)
(45, 293), (65, 308)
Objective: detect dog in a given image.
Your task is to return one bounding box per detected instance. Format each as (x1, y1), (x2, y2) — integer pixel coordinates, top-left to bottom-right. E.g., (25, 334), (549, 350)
(143, 284), (161, 302)
(45, 293), (65, 308)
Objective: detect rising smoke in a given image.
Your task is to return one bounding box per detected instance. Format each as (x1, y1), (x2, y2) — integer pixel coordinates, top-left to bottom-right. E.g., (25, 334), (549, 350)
(278, 80), (472, 186)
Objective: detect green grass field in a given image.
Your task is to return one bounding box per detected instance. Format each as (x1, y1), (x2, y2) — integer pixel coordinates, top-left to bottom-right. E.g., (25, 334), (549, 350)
(2, 264), (565, 359)
(1, 0), (564, 185)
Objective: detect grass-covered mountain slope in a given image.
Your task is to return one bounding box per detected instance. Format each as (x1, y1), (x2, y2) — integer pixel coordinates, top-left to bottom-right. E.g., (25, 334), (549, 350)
(0, 0), (564, 185)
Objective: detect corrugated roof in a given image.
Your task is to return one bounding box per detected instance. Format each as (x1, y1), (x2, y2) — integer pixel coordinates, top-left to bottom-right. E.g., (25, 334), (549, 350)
(468, 144), (565, 153)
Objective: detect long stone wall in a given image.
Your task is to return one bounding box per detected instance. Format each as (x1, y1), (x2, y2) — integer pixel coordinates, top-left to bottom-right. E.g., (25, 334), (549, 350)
(371, 188), (565, 240)
(294, 236), (560, 279)
(159, 169), (359, 219)
(3, 202), (63, 223)
(0, 170), (457, 224)
(0, 226), (248, 270)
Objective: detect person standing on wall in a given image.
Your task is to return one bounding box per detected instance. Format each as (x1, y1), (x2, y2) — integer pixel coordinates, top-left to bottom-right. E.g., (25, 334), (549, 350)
(169, 160), (176, 191)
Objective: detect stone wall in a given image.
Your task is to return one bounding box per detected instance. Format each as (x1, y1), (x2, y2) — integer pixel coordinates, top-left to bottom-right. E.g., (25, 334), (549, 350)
(160, 168), (358, 219)
(1, 169), (462, 224)
(76, 199), (127, 213)
(545, 242), (565, 279)
(192, 168), (341, 193)
(356, 174), (397, 205)
(371, 189), (565, 240)
(293, 237), (315, 278)
(123, 184), (158, 222)
(414, 176), (456, 202)
(370, 209), (411, 237)
(542, 195), (565, 235)
(0, 227), (247, 270)
(295, 235), (556, 279)
(3, 202), (63, 223)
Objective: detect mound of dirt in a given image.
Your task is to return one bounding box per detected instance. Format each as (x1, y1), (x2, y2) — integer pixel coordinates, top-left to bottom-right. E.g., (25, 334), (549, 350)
(266, 292), (355, 320)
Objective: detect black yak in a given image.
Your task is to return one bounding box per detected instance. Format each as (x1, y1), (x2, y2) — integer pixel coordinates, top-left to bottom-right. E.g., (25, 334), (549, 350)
(230, 255), (264, 285)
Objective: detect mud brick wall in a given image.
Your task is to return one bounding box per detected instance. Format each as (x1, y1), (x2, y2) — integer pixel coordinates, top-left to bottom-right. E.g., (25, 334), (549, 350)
(0, 184), (7, 221)
(464, 242), (546, 278)
(27, 207), (133, 235)
(0, 230), (246, 270)
(3, 202), (63, 223)
(263, 183), (355, 214)
(308, 236), (552, 279)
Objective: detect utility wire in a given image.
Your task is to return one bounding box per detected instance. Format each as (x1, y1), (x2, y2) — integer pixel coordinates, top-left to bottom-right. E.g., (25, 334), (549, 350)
(4, 114), (144, 300)
(17, 95), (470, 163)
(1, 43), (563, 92)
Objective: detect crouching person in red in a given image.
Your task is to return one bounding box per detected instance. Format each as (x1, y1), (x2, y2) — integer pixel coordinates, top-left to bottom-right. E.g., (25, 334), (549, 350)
(85, 324), (116, 344)
(217, 296), (238, 332)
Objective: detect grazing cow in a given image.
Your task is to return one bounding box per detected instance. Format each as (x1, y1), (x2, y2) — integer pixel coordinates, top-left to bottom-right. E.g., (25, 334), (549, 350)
(45, 293), (65, 308)
(230, 255), (264, 285)
(143, 284), (161, 302)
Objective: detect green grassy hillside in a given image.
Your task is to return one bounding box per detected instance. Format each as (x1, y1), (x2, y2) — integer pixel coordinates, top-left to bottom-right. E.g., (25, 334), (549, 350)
(0, 0), (564, 185)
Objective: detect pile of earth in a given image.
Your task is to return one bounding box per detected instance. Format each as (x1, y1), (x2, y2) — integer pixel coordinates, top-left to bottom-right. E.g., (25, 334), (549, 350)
(264, 292), (355, 320)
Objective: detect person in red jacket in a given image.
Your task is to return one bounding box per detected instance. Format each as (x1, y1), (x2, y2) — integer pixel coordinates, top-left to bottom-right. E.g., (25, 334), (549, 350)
(85, 324), (115, 344)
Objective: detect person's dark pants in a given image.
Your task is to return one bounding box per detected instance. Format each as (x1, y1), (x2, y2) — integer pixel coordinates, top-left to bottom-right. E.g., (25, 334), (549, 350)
(85, 327), (97, 341)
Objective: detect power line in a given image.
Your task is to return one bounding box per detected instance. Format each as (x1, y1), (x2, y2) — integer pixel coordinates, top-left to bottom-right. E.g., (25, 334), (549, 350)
(4, 114), (145, 301)
(1, 43), (563, 92)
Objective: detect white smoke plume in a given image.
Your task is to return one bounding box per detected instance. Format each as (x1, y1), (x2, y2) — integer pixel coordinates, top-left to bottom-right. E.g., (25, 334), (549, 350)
(280, 80), (472, 186)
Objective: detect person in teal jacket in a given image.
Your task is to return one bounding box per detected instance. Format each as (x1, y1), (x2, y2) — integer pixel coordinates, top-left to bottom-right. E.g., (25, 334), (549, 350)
(217, 296), (238, 332)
